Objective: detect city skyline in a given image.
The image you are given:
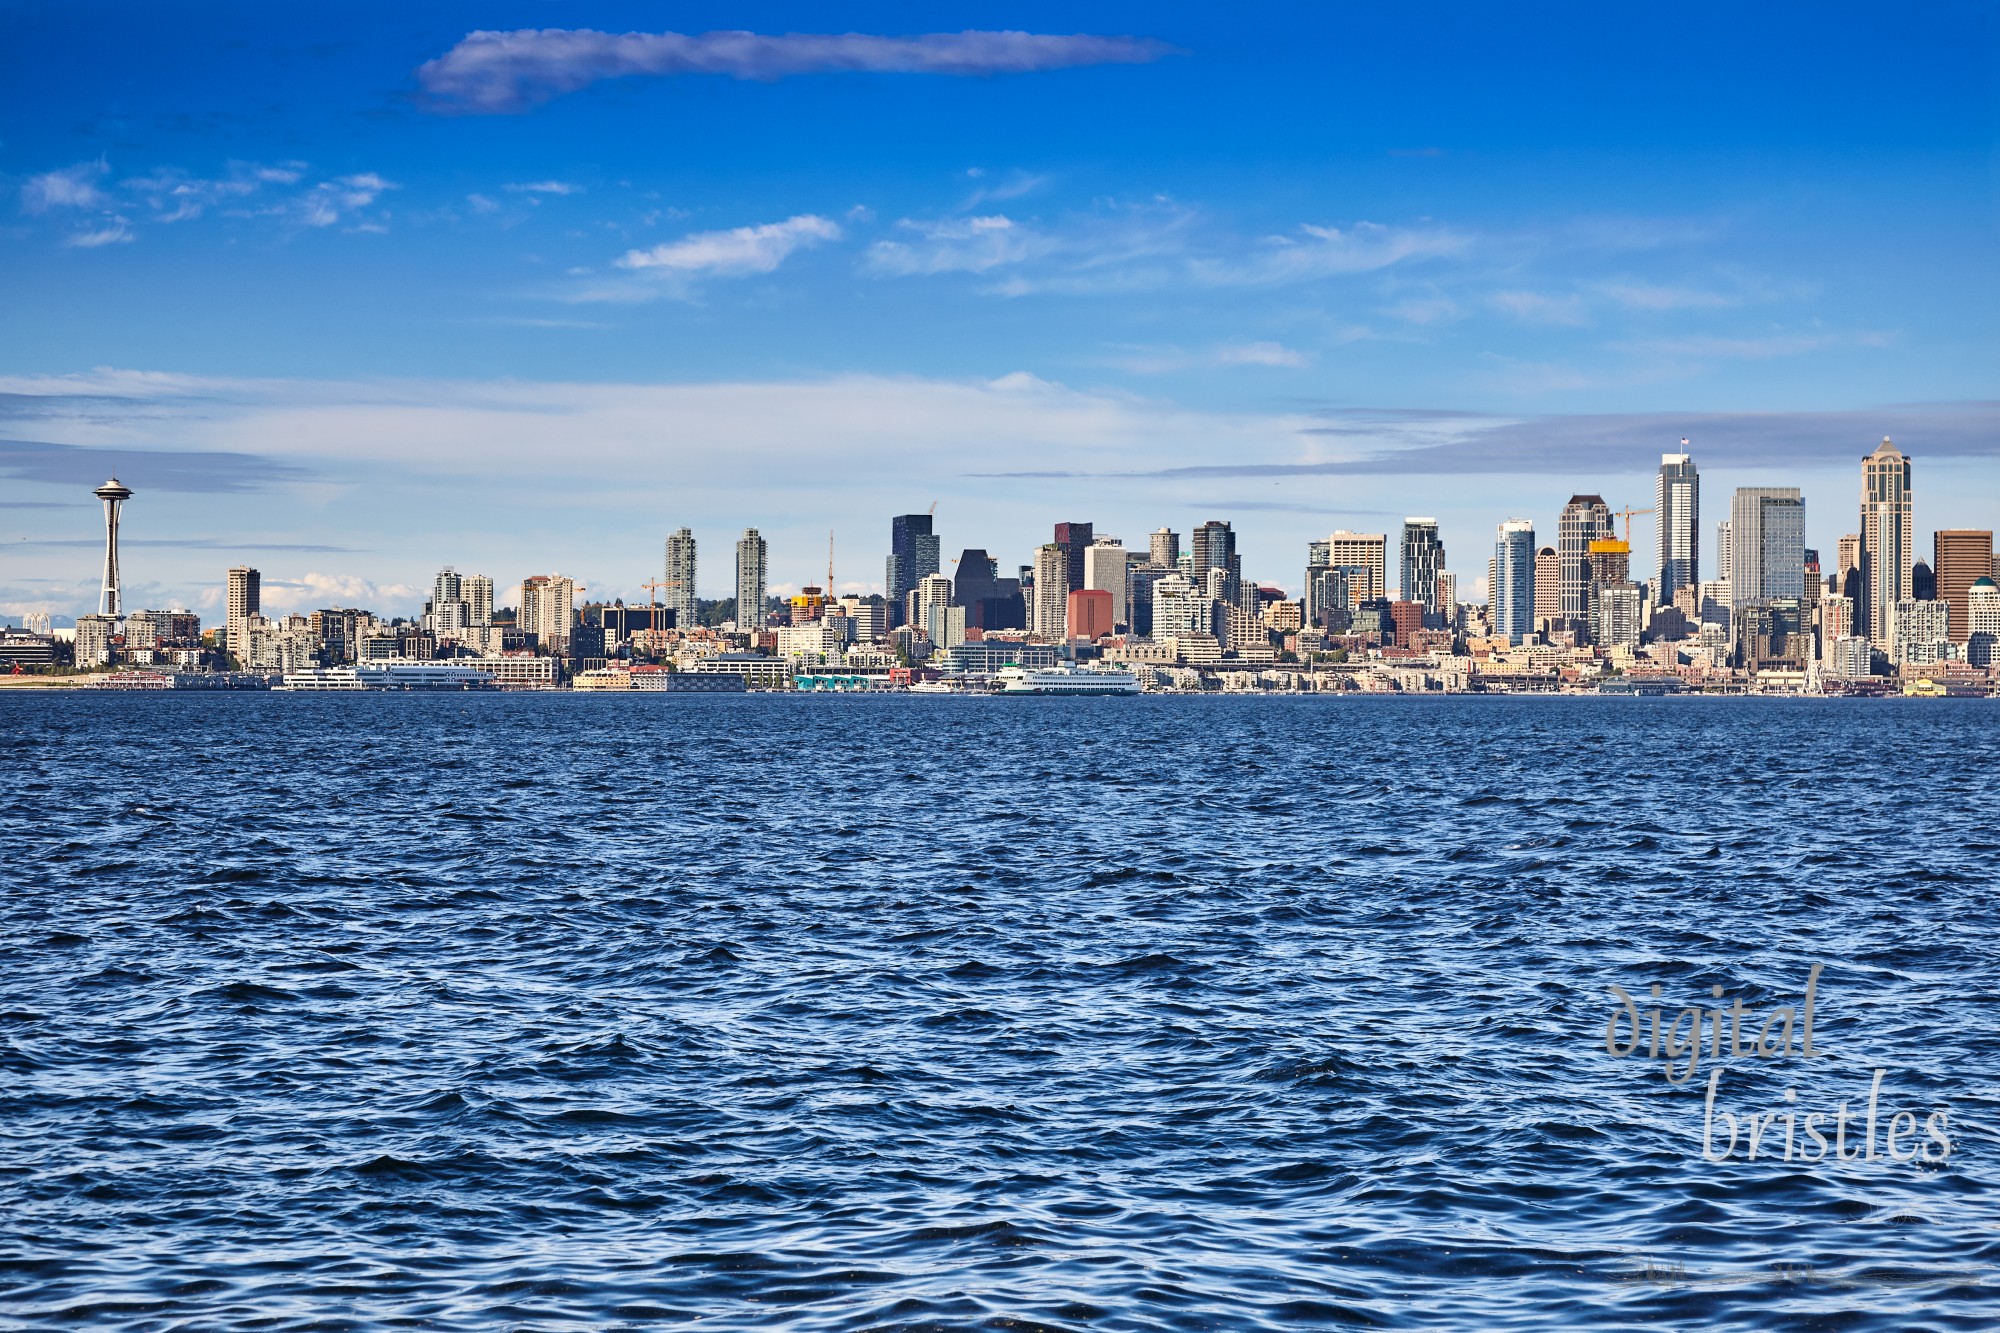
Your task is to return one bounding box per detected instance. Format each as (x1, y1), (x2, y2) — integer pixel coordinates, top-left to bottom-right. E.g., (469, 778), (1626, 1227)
(5, 5), (1999, 618)
(7, 432), (1993, 630)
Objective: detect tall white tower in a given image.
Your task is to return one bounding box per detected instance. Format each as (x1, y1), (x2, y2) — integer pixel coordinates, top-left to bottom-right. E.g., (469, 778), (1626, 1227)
(94, 477), (133, 616)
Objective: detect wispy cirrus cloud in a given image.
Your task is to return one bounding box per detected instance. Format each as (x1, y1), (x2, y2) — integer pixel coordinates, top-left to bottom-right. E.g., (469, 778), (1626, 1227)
(417, 28), (1176, 114)
(1197, 221), (1472, 286)
(866, 214), (1052, 276)
(1101, 340), (1312, 374)
(1489, 289), (1591, 327)
(1609, 330), (1895, 360)
(610, 214), (842, 288)
(65, 219), (135, 249)
(21, 160), (111, 213)
(505, 180), (582, 196)
(16, 159), (395, 245)
(868, 203), (1466, 297)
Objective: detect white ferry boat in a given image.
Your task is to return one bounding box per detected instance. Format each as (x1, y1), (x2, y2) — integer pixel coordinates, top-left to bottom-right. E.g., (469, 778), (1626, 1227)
(279, 664), (497, 691)
(994, 665), (1140, 696)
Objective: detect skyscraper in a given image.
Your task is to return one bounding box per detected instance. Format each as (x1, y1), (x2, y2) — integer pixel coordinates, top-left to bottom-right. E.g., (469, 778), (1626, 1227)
(664, 528), (698, 629)
(226, 565), (260, 659)
(1716, 520), (1733, 606)
(1494, 520), (1536, 645)
(1031, 544), (1068, 637)
(1656, 446), (1699, 604)
(463, 575), (494, 627)
(1083, 538), (1129, 628)
(1326, 531), (1387, 605)
(1836, 533), (1861, 585)
(1728, 487), (1806, 604)
(1860, 437), (1913, 644)
(886, 513), (939, 622)
(1190, 521), (1240, 603)
(1533, 546), (1561, 627)
(1967, 576), (2000, 666)
(94, 477), (132, 617)
(521, 574), (578, 651)
(1558, 496), (1613, 626)
(1149, 528), (1180, 569)
(1399, 518), (1444, 616)
(427, 567), (469, 641)
(1053, 521), (1094, 594)
(1933, 529), (1993, 642)
(735, 528), (768, 628)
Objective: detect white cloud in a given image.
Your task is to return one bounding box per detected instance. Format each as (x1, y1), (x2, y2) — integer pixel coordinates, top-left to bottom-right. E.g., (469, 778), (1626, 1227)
(281, 172), (398, 229)
(1611, 331), (1894, 360)
(1489, 289), (1591, 327)
(417, 28), (1175, 113)
(1216, 341), (1309, 368)
(1382, 295), (1463, 326)
(617, 214), (840, 276)
(1595, 279), (1738, 311)
(1203, 221), (1472, 285)
(21, 160), (110, 213)
(866, 204), (1465, 297)
(261, 572), (421, 616)
(506, 180), (583, 196)
(64, 218), (134, 248)
(1104, 340), (1312, 373)
(866, 215), (1048, 276)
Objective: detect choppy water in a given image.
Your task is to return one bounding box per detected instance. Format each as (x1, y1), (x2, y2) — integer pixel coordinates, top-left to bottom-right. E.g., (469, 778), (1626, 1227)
(2, 694), (1997, 1331)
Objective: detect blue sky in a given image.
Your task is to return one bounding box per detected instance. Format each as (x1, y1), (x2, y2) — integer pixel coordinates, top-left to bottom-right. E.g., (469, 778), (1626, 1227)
(3, 2), (1996, 620)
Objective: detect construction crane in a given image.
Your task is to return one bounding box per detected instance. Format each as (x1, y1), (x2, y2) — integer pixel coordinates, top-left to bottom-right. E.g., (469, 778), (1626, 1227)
(1613, 506), (1654, 546)
(827, 530), (835, 595)
(640, 579), (670, 646)
(927, 501), (938, 517)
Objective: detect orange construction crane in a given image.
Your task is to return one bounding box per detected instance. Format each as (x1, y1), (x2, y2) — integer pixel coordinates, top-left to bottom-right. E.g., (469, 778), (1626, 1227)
(640, 578), (670, 645)
(1613, 506), (1654, 546)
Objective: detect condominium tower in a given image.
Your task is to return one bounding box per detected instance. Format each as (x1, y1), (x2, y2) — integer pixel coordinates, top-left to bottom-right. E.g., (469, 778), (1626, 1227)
(736, 529), (768, 629)
(1494, 520), (1536, 645)
(226, 565), (260, 658)
(663, 528), (698, 630)
(1326, 531), (1387, 605)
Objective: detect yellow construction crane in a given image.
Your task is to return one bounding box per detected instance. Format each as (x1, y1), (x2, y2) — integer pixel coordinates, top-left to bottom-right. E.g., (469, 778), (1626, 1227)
(1613, 506), (1654, 546)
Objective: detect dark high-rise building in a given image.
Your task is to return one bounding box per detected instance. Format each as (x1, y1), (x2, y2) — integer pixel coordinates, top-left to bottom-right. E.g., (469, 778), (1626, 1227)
(949, 548), (1025, 631)
(1190, 520), (1240, 604)
(1053, 521), (1093, 593)
(1399, 518), (1445, 617)
(886, 513), (940, 626)
(1912, 559), (1936, 602)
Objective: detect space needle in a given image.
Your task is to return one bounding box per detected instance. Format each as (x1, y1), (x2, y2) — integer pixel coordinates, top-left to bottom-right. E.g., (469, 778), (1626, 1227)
(94, 477), (133, 617)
